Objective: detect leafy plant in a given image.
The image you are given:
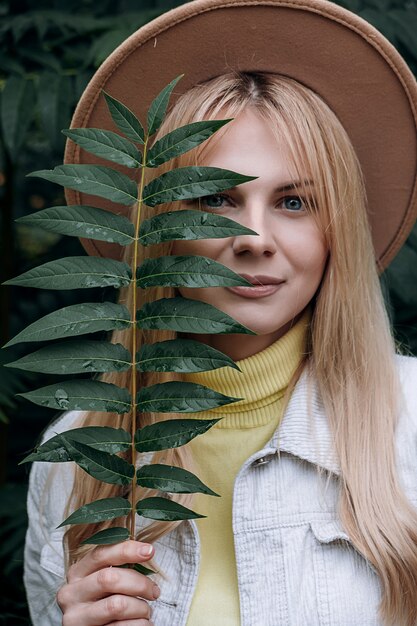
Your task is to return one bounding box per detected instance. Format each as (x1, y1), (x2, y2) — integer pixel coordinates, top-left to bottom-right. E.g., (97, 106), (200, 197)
(2, 75), (259, 571)
(0, 483), (29, 625)
(1, 1), (415, 622)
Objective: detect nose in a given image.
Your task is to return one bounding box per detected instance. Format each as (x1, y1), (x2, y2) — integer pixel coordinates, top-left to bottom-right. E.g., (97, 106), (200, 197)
(231, 208), (277, 257)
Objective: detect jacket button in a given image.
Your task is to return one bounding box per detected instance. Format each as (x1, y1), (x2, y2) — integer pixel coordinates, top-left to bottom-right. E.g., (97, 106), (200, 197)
(252, 455), (273, 466)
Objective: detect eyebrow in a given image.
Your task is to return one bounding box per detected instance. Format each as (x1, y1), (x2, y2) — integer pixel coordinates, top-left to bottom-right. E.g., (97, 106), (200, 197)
(228, 179), (315, 193)
(275, 179), (314, 193)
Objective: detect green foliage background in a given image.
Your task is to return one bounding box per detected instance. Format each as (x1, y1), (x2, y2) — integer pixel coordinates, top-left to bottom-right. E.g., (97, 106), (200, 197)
(0, 0), (416, 623)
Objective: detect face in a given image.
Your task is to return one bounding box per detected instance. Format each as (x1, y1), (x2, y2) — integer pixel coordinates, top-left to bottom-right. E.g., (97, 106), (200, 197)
(173, 107), (328, 360)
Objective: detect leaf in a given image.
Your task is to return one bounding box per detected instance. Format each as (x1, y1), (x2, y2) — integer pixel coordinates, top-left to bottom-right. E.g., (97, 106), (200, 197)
(84, 28), (130, 67)
(390, 9), (417, 55)
(136, 381), (242, 413)
(358, 8), (396, 43)
(10, 13), (32, 41)
(147, 75), (182, 136)
(5, 340), (131, 374)
(136, 255), (251, 289)
(59, 498), (131, 527)
(18, 380), (132, 413)
(103, 91), (144, 143)
(1, 76), (36, 160)
(136, 338), (240, 373)
(60, 437), (135, 486)
(136, 297), (256, 335)
(20, 44), (62, 70)
(28, 165), (138, 206)
(131, 563), (156, 576)
(63, 128), (142, 168)
(136, 496), (205, 520)
(3, 302), (131, 347)
(20, 426), (131, 464)
(16, 205), (135, 246)
(38, 71), (71, 151)
(81, 527), (130, 545)
(138, 209), (258, 246)
(146, 119), (231, 167)
(137, 464), (219, 496)
(0, 483), (27, 578)
(143, 166), (256, 207)
(385, 238), (417, 308)
(4, 257), (132, 290)
(0, 56), (24, 75)
(335, 0), (361, 10)
(118, 562), (157, 576)
(135, 418), (221, 452)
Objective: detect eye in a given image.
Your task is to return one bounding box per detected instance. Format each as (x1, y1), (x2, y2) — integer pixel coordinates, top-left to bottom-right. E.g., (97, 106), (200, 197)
(280, 195), (305, 212)
(200, 194), (230, 209)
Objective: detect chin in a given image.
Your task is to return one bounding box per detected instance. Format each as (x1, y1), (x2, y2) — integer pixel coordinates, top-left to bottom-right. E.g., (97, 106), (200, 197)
(228, 316), (291, 337)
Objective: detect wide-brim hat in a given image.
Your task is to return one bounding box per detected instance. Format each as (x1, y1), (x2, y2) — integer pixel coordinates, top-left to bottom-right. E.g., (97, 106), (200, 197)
(64, 0), (417, 271)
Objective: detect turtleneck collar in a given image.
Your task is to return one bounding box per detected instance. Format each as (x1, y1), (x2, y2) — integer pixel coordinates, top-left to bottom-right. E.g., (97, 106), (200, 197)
(184, 308), (311, 429)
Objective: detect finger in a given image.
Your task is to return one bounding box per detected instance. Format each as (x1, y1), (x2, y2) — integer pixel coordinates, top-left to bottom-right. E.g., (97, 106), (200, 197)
(64, 566), (160, 604)
(65, 595), (151, 626)
(90, 595), (152, 625)
(107, 619), (155, 626)
(67, 541), (154, 582)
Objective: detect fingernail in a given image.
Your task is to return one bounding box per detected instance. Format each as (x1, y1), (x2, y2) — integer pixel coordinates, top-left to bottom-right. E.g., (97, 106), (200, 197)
(139, 544), (153, 556)
(153, 584), (161, 599)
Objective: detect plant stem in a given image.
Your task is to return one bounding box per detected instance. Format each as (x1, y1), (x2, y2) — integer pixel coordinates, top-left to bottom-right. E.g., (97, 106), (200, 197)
(129, 137), (149, 541)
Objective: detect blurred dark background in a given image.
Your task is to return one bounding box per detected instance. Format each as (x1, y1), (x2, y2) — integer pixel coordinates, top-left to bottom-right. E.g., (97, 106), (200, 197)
(0, 0), (416, 623)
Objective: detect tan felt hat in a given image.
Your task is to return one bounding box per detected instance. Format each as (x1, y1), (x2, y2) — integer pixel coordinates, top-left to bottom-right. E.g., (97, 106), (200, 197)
(64, 0), (417, 271)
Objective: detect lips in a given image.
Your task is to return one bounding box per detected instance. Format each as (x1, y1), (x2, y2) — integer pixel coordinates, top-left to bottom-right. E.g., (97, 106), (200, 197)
(226, 274), (285, 299)
(238, 273), (285, 286)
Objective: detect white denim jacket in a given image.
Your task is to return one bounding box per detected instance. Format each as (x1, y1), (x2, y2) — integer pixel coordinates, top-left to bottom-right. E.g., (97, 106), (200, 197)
(24, 354), (417, 626)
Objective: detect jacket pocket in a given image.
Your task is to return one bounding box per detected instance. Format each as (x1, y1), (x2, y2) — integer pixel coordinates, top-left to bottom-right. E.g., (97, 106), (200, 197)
(309, 520), (382, 626)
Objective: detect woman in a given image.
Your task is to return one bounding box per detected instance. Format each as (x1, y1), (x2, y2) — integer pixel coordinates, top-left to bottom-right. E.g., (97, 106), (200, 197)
(23, 1), (417, 626)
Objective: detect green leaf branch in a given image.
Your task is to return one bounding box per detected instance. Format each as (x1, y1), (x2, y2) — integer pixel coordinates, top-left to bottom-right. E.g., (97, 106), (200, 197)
(3, 75), (259, 571)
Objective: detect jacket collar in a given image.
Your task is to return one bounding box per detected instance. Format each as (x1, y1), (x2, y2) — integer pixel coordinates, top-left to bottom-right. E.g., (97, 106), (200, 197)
(269, 368), (341, 475)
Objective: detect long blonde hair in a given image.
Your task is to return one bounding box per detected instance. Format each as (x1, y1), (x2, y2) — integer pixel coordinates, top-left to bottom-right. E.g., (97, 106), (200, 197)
(63, 72), (417, 626)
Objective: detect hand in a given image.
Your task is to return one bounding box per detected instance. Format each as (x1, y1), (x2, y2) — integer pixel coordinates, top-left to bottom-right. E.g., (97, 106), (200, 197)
(57, 540), (160, 626)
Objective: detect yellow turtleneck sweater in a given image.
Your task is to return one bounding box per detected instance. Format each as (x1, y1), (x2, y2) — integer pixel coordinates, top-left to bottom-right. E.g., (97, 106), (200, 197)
(183, 310), (310, 626)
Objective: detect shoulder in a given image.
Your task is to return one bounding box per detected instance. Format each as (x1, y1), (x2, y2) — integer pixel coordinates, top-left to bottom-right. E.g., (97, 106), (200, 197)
(393, 355), (417, 502)
(27, 410), (84, 529)
(395, 352), (417, 380)
(395, 354), (417, 413)
(39, 409), (84, 443)
(24, 412), (82, 613)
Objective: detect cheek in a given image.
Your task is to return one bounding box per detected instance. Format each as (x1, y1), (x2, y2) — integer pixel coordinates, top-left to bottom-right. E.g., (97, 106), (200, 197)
(172, 238), (221, 258)
(284, 224), (328, 277)
(172, 240), (198, 256)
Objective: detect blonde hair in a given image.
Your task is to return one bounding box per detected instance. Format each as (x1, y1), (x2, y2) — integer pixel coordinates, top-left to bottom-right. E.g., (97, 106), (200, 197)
(63, 72), (417, 625)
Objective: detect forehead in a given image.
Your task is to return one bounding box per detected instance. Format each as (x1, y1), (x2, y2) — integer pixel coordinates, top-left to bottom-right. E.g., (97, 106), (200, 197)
(198, 107), (304, 183)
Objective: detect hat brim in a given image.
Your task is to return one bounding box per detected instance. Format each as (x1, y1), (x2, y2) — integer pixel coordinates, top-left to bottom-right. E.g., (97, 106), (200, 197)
(64, 0), (417, 271)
